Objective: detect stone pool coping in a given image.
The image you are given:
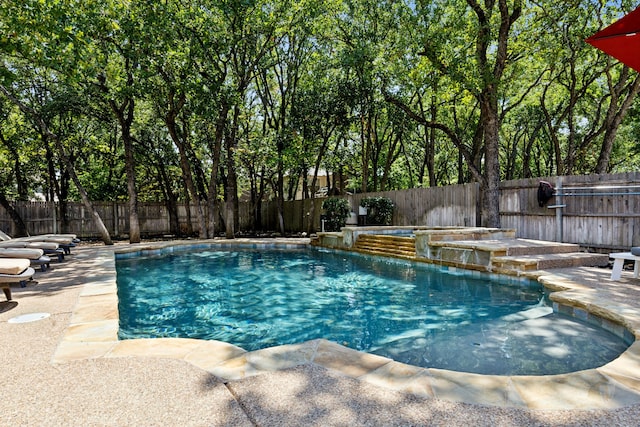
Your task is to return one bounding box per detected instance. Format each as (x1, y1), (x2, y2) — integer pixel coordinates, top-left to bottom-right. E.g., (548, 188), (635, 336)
(52, 239), (640, 410)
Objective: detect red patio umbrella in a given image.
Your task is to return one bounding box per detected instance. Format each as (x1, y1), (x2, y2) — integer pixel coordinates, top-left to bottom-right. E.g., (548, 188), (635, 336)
(586, 6), (640, 72)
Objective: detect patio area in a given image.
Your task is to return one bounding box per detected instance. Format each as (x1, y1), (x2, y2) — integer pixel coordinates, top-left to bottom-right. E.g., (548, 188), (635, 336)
(3, 240), (640, 426)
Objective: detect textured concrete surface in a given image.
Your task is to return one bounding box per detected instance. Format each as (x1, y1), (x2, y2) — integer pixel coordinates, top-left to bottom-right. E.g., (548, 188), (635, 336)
(3, 240), (640, 426)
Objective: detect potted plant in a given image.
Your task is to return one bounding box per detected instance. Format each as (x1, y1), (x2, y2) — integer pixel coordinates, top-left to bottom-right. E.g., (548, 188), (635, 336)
(321, 197), (351, 231)
(360, 197), (394, 225)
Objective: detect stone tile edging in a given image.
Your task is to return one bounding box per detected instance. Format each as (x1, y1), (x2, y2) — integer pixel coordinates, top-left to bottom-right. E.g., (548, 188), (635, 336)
(52, 241), (640, 410)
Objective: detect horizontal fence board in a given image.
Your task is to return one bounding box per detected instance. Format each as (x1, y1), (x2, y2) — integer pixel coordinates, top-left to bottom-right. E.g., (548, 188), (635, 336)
(349, 183), (477, 228)
(499, 172), (640, 250)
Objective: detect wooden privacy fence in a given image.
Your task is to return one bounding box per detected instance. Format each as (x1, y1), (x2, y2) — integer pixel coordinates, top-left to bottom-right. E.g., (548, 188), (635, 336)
(0, 199), (301, 239)
(348, 183), (478, 228)
(500, 172), (640, 251)
(1, 172), (640, 251)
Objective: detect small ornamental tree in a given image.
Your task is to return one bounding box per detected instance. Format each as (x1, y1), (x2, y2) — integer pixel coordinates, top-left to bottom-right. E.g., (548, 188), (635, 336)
(360, 197), (394, 225)
(321, 197), (351, 231)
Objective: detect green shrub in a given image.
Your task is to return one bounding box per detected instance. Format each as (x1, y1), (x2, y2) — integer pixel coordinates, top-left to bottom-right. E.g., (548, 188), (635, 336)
(321, 197), (351, 231)
(360, 197), (394, 225)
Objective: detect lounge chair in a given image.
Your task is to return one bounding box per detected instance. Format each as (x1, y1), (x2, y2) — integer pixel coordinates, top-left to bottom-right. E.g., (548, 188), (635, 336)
(0, 229), (78, 242)
(0, 258), (35, 301)
(0, 230), (77, 255)
(0, 241), (65, 262)
(0, 248), (51, 271)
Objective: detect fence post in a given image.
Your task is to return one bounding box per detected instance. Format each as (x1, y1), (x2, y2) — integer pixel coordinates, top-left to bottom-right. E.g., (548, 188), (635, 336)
(555, 178), (563, 242)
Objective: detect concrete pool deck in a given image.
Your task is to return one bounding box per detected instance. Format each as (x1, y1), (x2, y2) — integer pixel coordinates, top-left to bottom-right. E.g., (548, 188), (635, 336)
(3, 239), (640, 425)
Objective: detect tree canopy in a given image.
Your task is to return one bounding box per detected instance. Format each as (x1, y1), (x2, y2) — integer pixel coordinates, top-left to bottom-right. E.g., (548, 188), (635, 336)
(1, 0), (639, 238)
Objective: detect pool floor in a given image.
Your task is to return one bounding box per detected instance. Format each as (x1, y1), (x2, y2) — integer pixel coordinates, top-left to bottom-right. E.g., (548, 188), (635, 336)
(115, 247), (628, 376)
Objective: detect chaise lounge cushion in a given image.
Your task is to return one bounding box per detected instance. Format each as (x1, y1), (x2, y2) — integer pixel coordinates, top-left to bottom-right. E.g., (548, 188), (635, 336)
(0, 240), (59, 251)
(0, 248), (45, 260)
(0, 258), (30, 275)
(0, 230), (76, 244)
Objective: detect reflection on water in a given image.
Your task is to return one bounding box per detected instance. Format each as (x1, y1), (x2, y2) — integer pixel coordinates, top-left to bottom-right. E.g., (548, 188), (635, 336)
(116, 247), (628, 375)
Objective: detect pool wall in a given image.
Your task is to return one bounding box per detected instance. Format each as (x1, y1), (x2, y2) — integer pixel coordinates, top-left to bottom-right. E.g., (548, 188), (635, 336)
(315, 226), (609, 275)
(553, 300), (636, 346)
(314, 226), (517, 271)
(115, 239), (309, 259)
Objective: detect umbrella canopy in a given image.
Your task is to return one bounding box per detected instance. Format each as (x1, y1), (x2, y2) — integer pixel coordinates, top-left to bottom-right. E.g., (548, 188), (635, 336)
(586, 6), (640, 72)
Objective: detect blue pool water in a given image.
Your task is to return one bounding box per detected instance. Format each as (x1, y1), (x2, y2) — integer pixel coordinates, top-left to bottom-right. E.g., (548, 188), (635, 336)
(116, 247), (628, 375)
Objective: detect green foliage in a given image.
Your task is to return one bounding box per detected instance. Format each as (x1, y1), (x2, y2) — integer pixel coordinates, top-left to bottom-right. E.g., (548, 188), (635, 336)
(321, 197), (350, 231)
(360, 196), (394, 225)
(2, 0), (640, 223)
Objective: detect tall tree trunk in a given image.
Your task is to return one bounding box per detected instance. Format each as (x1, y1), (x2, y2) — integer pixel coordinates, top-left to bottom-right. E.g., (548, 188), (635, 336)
(276, 139), (286, 236)
(0, 84), (113, 245)
(480, 90), (501, 228)
(0, 130), (28, 200)
(224, 105), (242, 239)
(466, 0), (521, 227)
(225, 167), (238, 238)
(165, 116), (208, 239)
(157, 161), (180, 236)
(596, 72), (640, 173)
(206, 101), (229, 238)
(0, 191), (29, 236)
(256, 166), (267, 231)
(110, 96), (141, 244)
(43, 139), (72, 233)
(59, 142), (113, 245)
(182, 181), (193, 237)
(360, 116), (371, 193)
(43, 140), (68, 232)
(98, 64), (141, 244)
(425, 94), (437, 187)
(306, 134), (331, 234)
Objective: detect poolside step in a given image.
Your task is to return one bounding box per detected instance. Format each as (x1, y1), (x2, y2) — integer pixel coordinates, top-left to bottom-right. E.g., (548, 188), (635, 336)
(353, 234), (416, 259)
(492, 252), (610, 273)
(428, 238), (581, 256)
(425, 237), (608, 274)
(355, 234), (416, 249)
(346, 231), (609, 276)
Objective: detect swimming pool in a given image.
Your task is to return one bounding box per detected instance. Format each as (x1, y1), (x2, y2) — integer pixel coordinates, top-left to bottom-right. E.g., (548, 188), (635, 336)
(116, 246), (628, 375)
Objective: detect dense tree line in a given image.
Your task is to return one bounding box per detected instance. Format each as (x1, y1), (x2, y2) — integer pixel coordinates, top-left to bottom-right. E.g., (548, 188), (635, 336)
(1, 0), (639, 243)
